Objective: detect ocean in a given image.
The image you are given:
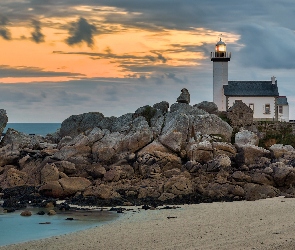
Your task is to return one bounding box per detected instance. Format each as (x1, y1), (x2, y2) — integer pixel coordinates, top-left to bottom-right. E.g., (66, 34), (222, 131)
(3, 123), (61, 136)
(0, 208), (118, 246)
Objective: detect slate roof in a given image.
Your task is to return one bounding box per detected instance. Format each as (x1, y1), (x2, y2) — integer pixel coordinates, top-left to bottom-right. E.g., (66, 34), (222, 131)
(277, 96), (288, 105)
(224, 81), (279, 96)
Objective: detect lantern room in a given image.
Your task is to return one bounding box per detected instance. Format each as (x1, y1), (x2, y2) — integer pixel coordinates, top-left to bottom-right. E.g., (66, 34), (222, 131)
(215, 38), (226, 52)
(211, 38), (231, 60)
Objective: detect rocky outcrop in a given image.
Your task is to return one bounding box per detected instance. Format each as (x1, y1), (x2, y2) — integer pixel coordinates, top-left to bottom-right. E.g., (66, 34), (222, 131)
(2, 89), (295, 208)
(0, 109), (8, 135)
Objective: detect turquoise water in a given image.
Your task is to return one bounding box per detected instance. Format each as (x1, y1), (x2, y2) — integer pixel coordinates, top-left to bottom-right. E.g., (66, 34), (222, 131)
(0, 208), (117, 247)
(3, 123), (61, 136)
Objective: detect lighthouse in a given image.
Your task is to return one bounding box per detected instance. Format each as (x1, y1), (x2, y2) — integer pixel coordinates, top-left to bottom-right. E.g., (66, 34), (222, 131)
(211, 38), (231, 111)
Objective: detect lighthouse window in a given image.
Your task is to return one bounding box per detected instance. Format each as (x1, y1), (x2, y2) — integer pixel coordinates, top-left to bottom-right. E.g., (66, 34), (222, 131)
(265, 104), (270, 114)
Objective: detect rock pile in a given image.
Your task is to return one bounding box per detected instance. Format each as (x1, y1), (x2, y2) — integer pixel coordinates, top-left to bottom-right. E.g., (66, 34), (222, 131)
(1, 90), (295, 209)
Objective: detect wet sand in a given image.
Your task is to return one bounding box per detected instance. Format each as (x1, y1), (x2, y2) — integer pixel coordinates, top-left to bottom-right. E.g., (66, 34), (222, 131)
(1, 197), (295, 250)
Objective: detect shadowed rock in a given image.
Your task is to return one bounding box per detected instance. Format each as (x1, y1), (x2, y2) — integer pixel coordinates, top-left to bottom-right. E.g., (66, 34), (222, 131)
(176, 88), (190, 104)
(0, 109), (8, 135)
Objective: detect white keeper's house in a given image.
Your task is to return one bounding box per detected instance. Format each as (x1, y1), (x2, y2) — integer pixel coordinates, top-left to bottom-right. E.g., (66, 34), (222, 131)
(210, 38), (289, 122)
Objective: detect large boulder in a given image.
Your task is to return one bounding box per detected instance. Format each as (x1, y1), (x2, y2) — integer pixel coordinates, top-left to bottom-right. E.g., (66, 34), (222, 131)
(54, 161), (76, 175)
(243, 183), (279, 201)
(231, 171), (251, 182)
(159, 111), (190, 152)
(135, 143), (182, 177)
(39, 181), (64, 198)
(92, 117), (153, 163)
(120, 117), (153, 154)
(0, 168), (28, 188)
(235, 129), (259, 146)
(269, 144), (295, 159)
(92, 132), (124, 163)
(53, 144), (92, 164)
(59, 112), (106, 138)
(86, 164), (106, 179)
(235, 144), (271, 166)
(153, 101), (169, 114)
(40, 163), (60, 184)
(212, 142), (237, 158)
(0, 129), (42, 150)
(202, 183), (232, 199)
(0, 145), (20, 167)
(0, 109), (8, 135)
(138, 187), (161, 199)
(59, 177), (91, 196)
(191, 114), (233, 142)
(206, 154), (232, 172)
(194, 101), (218, 114)
(83, 184), (120, 199)
(272, 162), (295, 187)
(163, 175), (193, 195)
(186, 140), (213, 163)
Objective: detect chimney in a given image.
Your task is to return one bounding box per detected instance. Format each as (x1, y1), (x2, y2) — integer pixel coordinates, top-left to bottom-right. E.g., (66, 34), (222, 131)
(271, 76), (276, 84)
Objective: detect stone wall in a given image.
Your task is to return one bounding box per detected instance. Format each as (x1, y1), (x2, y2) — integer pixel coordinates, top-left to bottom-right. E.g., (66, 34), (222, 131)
(227, 100), (253, 128)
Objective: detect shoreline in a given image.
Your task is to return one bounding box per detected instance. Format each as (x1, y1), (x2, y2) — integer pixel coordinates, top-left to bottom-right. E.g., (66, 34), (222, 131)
(1, 197), (295, 250)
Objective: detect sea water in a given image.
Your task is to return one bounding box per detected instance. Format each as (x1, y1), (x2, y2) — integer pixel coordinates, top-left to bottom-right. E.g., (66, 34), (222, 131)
(0, 208), (118, 246)
(3, 123), (61, 136)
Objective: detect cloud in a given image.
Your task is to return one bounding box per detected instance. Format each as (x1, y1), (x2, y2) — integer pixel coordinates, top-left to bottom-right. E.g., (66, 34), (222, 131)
(0, 15), (11, 40)
(31, 19), (45, 43)
(66, 17), (97, 47)
(53, 49), (168, 75)
(165, 72), (187, 84)
(0, 65), (84, 78)
(237, 23), (295, 69)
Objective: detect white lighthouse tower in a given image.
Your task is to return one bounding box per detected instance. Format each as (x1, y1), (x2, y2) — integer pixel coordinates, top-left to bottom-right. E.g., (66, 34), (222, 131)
(211, 38), (231, 111)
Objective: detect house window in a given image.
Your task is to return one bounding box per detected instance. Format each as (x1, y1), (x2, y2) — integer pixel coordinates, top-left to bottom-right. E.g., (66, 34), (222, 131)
(249, 103), (254, 111)
(265, 104), (270, 114)
(278, 105), (283, 114)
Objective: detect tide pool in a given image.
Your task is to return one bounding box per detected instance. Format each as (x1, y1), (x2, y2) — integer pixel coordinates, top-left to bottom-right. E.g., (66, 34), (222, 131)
(0, 208), (118, 247)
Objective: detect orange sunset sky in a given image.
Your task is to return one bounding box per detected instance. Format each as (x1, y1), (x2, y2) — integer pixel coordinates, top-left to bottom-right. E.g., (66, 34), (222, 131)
(0, 1), (294, 122)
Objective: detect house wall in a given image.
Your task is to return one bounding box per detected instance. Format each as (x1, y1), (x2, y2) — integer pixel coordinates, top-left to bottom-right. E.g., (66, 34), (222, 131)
(227, 96), (276, 120)
(278, 105), (289, 122)
(213, 61), (228, 111)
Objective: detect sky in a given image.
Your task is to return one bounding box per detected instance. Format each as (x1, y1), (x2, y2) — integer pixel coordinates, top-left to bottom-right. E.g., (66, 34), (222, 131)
(1, 0), (295, 122)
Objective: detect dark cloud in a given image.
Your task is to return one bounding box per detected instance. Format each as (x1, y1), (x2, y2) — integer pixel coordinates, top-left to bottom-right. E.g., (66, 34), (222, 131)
(52, 90), (90, 106)
(0, 15), (11, 40)
(66, 17), (97, 47)
(0, 88), (45, 105)
(31, 19), (45, 43)
(53, 50), (168, 74)
(0, 65), (84, 78)
(54, 50), (167, 62)
(165, 72), (187, 84)
(237, 23), (295, 69)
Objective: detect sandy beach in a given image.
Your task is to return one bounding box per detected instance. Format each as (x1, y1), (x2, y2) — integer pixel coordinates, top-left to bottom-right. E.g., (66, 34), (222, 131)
(1, 197), (295, 250)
